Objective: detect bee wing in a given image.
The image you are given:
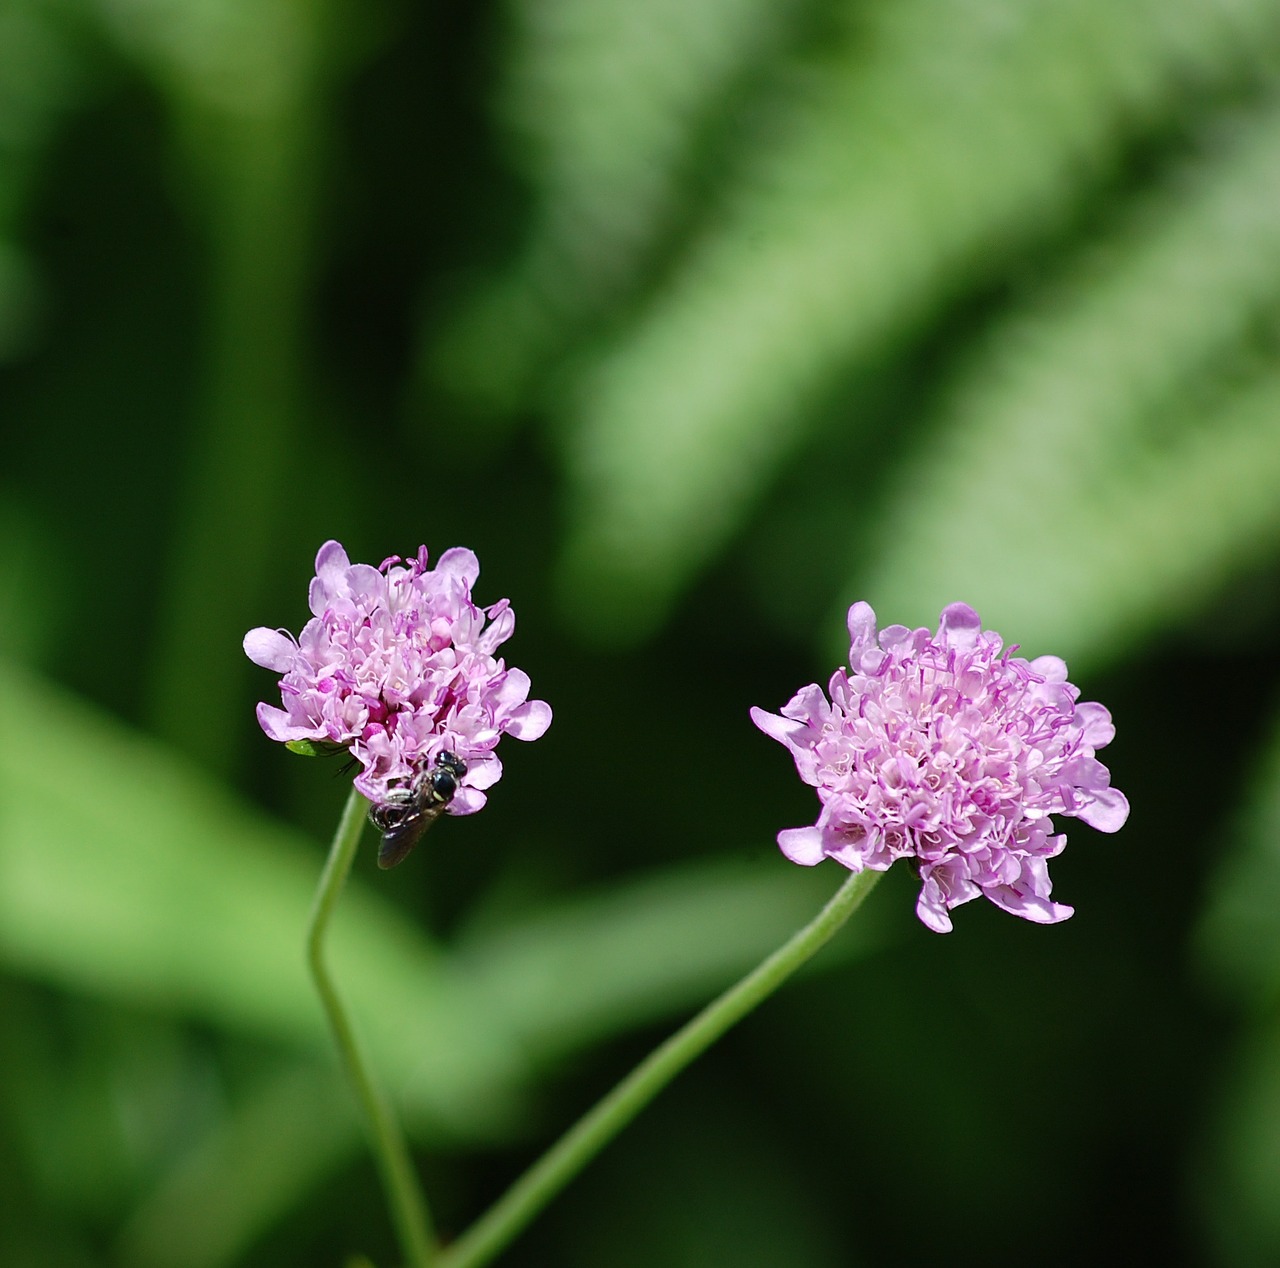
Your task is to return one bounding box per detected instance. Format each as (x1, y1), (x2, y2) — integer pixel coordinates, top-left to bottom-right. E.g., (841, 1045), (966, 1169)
(376, 805), (445, 869)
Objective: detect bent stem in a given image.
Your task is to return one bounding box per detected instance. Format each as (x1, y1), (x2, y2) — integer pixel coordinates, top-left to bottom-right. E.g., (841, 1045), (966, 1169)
(439, 866), (883, 1268)
(308, 787), (436, 1268)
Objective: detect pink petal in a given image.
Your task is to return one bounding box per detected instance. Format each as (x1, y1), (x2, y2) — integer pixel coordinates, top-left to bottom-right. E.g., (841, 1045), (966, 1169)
(1074, 700), (1116, 748)
(505, 699), (552, 740)
(846, 602), (878, 653)
(914, 879), (955, 933)
(777, 827), (826, 865)
(780, 683), (830, 726)
(309, 541), (351, 613)
(450, 787), (488, 815)
(1029, 654), (1069, 683)
(255, 702), (319, 743)
(465, 755), (503, 790)
(436, 547), (481, 589)
(478, 600), (515, 653)
(937, 603), (982, 649)
(985, 884), (1074, 925)
(345, 564), (386, 605)
(243, 627), (297, 671)
(492, 667), (532, 711)
(826, 841), (877, 871)
(1076, 786), (1130, 832)
(750, 706), (806, 745)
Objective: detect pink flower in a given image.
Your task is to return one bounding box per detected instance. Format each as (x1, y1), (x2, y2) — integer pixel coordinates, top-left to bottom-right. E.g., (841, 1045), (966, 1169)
(751, 602), (1128, 933)
(244, 541), (551, 810)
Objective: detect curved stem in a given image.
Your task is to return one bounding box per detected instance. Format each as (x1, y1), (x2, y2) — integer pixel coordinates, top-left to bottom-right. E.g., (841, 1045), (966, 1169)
(439, 866), (883, 1268)
(308, 787), (436, 1268)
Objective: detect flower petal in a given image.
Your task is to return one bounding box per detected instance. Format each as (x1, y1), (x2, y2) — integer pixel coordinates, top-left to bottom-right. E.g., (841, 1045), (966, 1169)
(1074, 700), (1116, 748)
(309, 540), (351, 613)
(754, 598), (1127, 930)
(244, 540), (550, 809)
(464, 755), (503, 790)
(750, 705), (806, 746)
(1076, 786), (1130, 832)
(937, 602), (982, 649)
(778, 826), (826, 865)
(505, 699), (552, 740)
(1029, 654), (1069, 683)
(450, 787), (488, 815)
(846, 602), (878, 654)
(436, 547), (480, 589)
(255, 703), (318, 743)
(985, 884), (1074, 925)
(243, 627), (297, 671)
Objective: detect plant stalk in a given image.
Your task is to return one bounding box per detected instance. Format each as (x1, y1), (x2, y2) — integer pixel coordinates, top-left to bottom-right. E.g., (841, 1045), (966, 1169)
(439, 866), (882, 1268)
(308, 787), (436, 1268)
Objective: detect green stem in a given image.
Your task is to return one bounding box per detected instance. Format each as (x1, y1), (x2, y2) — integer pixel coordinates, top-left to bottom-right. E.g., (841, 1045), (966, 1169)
(439, 866), (883, 1268)
(307, 787), (436, 1268)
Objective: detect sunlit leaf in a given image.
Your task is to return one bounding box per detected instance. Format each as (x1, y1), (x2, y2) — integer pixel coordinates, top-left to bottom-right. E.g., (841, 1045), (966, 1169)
(453, 853), (880, 1064)
(429, 0), (803, 414)
(849, 93), (1280, 669)
(284, 737), (346, 758)
(0, 660), (528, 1138)
(0, 659), (886, 1258)
(552, 0), (1280, 643)
(0, 660), (881, 1137)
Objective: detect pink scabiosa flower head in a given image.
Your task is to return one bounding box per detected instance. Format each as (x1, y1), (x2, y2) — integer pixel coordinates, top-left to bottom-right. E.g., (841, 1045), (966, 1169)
(244, 541), (551, 818)
(751, 602), (1128, 933)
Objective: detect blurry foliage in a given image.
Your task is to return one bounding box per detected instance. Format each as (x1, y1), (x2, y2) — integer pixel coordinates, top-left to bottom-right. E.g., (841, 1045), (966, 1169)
(2, 0), (1280, 1264)
(1198, 710), (1280, 1268)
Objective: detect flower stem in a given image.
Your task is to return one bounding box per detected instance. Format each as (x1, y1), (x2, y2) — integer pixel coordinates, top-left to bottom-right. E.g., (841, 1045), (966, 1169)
(438, 866), (883, 1268)
(308, 787), (436, 1268)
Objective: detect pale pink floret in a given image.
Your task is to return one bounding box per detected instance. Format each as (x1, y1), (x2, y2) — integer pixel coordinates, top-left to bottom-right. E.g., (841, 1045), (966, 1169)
(751, 602), (1128, 933)
(245, 541), (551, 808)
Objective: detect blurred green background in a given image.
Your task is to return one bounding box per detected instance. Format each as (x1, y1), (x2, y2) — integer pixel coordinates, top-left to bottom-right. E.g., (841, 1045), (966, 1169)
(3, 0), (1280, 1264)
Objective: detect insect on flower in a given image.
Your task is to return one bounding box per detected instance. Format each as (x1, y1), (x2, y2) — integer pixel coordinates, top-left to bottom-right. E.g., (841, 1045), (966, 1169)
(368, 751), (468, 869)
(245, 541), (551, 811)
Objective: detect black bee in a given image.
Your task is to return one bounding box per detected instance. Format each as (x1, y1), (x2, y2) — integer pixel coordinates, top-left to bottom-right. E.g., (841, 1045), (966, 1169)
(368, 751), (468, 869)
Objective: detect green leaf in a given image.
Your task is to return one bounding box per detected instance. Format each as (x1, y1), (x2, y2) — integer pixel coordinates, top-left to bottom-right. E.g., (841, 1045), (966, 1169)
(0, 659), (883, 1139)
(427, 0), (802, 415)
(850, 91), (1280, 671)
(0, 659), (885, 1259)
(551, 0), (1280, 643)
(284, 737), (346, 758)
(0, 660), (526, 1140)
(453, 855), (880, 1066)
